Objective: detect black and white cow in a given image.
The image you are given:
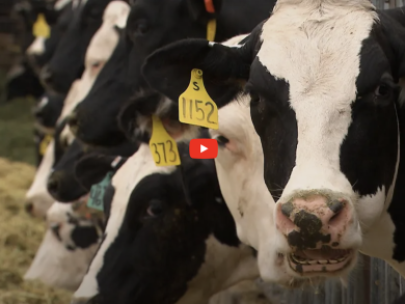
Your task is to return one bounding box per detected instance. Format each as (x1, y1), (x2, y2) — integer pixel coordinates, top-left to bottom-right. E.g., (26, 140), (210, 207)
(66, 0), (276, 146)
(33, 92), (65, 129)
(140, 1), (405, 286)
(41, 0), (116, 94)
(47, 138), (138, 202)
(25, 199), (103, 291)
(70, 142), (261, 304)
(26, 0), (74, 74)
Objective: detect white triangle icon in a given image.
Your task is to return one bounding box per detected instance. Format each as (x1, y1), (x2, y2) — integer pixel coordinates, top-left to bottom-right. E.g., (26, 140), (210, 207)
(200, 145), (208, 153)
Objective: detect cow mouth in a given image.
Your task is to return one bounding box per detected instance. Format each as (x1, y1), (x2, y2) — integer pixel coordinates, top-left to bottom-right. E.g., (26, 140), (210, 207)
(287, 247), (352, 274)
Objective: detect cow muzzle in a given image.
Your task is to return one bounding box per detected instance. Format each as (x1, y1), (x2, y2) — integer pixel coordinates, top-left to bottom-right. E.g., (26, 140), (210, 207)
(275, 192), (359, 276)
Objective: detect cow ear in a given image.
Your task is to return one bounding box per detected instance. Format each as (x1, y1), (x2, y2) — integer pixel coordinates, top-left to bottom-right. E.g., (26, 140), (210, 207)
(118, 92), (200, 142)
(142, 37), (254, 110)
(118, 92), (163, 142)
(186, 0), (222, 24)
(74, 154), (117, 190)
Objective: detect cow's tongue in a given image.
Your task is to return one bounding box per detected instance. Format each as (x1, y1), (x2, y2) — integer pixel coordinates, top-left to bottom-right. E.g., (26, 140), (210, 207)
(295, 247), (349, 260)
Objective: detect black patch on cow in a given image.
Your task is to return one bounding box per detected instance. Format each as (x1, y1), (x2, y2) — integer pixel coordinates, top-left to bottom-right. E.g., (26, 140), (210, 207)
(46, 0), (111, 94)
(71, 225), (99, 249)
(287, 210), (331, 250)
(94, 155), (240, 304)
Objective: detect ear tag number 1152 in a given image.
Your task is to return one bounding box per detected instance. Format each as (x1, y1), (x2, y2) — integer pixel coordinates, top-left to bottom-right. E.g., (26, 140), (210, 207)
(149, 115), (181, 167)
(178, 69), (218, 130)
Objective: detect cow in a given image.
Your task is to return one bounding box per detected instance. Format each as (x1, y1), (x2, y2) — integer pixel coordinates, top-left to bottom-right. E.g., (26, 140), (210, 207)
(139, 1), (405, 286)
(24, 200), (102, 291)
(26, 0), (74, 74)
(33, 92), (65, 129)
(5, 60), (44, 101)
(47, 139), (138, 202)
(41, 0), (116, 94)
(70, 142), (263, 304)
(25, 139), (56, 218)
(66, 0), (277, 147)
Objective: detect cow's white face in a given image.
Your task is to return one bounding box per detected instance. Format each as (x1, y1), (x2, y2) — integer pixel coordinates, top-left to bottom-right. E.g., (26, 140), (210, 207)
(243, 0), (400, 282)
(73, 144), (174, 300)
(25, 200), (100, 291)
(209, 98), (289, 283)
(25, 140), (55, 218)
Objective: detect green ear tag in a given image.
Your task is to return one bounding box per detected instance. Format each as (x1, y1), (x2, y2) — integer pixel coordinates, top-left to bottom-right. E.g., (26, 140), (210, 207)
(87, 172), (113, 211)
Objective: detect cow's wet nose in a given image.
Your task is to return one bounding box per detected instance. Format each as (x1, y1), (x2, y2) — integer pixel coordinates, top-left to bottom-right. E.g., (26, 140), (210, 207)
(47, 174), (61, 198)
(276, 195), (351, 249)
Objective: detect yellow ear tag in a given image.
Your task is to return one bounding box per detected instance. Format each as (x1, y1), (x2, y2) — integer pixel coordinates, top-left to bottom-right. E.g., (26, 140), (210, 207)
(39, 134), (53, 156)
(33, 14), (50, 38)
(178, 69), (218, 130)
(149, 115), (181, 167)
(206, 19), (216, 42)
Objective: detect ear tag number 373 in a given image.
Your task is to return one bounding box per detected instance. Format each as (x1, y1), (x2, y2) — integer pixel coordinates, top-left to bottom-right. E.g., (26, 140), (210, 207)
(178, 69), (218, 130)
(149, 115), (181, 167)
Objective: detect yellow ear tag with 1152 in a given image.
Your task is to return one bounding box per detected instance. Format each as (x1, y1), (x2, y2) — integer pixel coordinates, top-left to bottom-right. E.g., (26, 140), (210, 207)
(178, 69), (218, 130)
(33, 14), (50, 38)
(149, 115), (181, 167)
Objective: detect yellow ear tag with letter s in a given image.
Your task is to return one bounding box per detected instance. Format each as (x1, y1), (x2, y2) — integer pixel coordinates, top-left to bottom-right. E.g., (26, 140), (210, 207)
(178, 69), (218, 130)
(149, 115), (181, 167)
(33, 14), (50, 38)
(39, 134), (53, 156)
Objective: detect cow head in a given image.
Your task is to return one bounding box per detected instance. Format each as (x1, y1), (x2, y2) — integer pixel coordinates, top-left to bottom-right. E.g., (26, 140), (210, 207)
(66, 0), (275, 147)
(26, 0), (73, 73)
(141, 2), (405, 285)
(42, 0), (113, 94)
(72, 144), (258, 304)
(47, 138), (138, 203)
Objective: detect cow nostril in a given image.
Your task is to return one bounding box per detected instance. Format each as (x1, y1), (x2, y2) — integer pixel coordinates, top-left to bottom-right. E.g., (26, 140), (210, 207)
(328, 199), (346, 226)
(25, 202), (34, 214)
(67, 112), (79, 128)
(47, 176), (60, 194)
(328, 199), (344, 214)
(281, 201), (294, 218)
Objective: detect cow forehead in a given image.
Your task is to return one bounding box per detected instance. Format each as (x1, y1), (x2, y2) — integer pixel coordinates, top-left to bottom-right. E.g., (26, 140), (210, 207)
(257, 1), (378, 110)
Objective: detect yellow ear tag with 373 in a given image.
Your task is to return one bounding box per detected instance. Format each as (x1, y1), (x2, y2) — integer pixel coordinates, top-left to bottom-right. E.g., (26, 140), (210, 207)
(149, 115), (181, 167)
(178, 69), (218, 130)
(33, 14), (50, 38)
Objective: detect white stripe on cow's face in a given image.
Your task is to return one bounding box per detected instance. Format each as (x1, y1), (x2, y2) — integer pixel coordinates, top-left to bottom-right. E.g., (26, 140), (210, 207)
(209, 98), (287, 283)
(25, 140), (55, 218)
(257, 0), (377, 198)
(73, 144), (175, 299)
(54, 0), (72, 11)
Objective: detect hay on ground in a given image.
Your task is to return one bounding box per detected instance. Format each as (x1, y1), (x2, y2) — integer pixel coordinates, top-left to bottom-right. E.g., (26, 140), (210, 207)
(0, 157), (71, 304)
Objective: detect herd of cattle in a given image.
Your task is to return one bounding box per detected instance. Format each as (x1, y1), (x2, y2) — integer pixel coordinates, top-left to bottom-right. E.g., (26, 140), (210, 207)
(6, 0), (405, 303)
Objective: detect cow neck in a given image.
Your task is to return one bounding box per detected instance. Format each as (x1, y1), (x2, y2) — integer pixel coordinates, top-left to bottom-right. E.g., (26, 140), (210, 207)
(205, 0), (216, 41)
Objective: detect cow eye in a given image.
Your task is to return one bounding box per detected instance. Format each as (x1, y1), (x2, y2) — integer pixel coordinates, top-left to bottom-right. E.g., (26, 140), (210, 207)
(134, 20), (149, 34)
(146, 200), (164, 217)
(216, 135), (229, 147)
(375, 83), (391, 98)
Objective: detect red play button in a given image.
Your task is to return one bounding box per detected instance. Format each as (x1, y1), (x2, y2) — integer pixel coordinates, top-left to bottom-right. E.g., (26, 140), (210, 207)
(189, 139), (218, 159)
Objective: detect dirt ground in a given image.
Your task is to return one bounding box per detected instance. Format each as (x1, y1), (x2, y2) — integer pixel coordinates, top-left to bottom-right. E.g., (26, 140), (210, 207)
(0, 92), (71, 303)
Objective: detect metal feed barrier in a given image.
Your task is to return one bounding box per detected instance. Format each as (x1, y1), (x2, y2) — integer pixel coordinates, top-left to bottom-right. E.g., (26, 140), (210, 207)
(259, 1), (405, 303)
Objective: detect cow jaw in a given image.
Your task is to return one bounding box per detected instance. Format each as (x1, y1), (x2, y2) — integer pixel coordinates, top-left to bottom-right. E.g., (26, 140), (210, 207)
(288, 247), (353, 274)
